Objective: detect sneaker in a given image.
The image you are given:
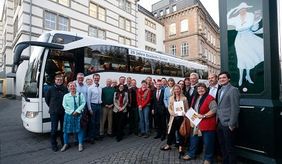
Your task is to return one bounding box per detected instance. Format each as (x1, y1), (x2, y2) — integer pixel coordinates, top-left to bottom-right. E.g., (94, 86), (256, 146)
(203, 160), (211, 164)
(78, 144), (83, 152)
(60, 144), (69, 152)
(183, 154), (192, 160)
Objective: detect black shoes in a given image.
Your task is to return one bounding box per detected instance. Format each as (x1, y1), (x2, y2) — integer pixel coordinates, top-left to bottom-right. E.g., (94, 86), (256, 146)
(154, 135), (161, 139)
(52, 146), (58, 152)
(144, 133), (150, 138)
(89, 139), (95, 144)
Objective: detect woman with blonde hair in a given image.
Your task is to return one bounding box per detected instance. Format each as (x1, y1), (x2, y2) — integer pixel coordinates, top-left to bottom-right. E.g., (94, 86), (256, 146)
(61, 82), (86, 152)
(160, 84), (189, 158)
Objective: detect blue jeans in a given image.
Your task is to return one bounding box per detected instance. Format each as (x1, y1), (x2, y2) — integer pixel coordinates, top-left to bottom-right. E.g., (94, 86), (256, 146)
(64, 129), (84, 144)
(90, 103), (101, 139)
(138, 106), (150, 134)
(50, 113), (64, 147)
(187, 131), (215, 162)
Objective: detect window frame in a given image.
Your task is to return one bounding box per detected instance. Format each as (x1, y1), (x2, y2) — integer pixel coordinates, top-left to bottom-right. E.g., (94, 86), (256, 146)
(89, 26), (106, 40)
(169, 23), (176, 36)
(180, 19), (189, 33)
(170, 44), (176, 56)
(181, 42), (189, 56)
(44, 11), (69, 31)
(44, 11), (57, 30)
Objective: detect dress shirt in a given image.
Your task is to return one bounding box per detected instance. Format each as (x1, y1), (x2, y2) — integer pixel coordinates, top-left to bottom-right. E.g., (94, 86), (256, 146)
(156, 89), (161, 100)
(75, 81), (88, 100)
(164, 87), (173, 108)
(189, 85), (197, 96)
(209, 84), (219, 98)
(87, 84), (102, 110)
(219, 85), (227, 101)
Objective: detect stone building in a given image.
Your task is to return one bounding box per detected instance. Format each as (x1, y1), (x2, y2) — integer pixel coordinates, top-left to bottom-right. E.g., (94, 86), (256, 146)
(152, 0), (220, 74)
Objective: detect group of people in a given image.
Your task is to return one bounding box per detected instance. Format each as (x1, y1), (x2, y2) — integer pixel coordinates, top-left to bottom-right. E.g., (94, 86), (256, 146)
(45, 71), (240, 164)
(159, 72), (240, 164)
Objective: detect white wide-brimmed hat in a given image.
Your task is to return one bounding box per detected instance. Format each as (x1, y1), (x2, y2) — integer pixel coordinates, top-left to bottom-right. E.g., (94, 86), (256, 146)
(236, 2), (253, 10)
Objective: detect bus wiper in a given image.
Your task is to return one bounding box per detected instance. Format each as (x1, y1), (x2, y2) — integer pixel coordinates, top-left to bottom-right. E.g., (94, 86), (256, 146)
(20, 92), (30, 102)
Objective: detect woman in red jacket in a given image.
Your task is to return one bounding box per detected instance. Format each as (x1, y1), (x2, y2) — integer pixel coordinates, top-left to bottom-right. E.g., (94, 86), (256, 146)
(137, 80), (152, 138)
(183, 83), (218, 164)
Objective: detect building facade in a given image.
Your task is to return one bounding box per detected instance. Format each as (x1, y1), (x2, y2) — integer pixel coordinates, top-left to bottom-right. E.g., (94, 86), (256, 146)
(137, 5), (164, 52)
(152, 0), (220, 74)
(0, 0), (220, 96)
(0, 0), (139, 96)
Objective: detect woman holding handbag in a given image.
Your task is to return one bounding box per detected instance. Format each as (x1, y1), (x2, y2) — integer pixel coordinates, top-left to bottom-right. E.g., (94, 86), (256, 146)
(183, 83), (218, 164)
(160, 84), (188, 158)
(61, 82), (86, 152)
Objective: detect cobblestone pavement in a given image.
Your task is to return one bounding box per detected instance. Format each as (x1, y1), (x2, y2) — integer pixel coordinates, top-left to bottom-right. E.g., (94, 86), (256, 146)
(0, 98), (218, 164)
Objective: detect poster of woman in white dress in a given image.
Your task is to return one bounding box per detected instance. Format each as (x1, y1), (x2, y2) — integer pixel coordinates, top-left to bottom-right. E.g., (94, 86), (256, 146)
(227, 0), (264, 92)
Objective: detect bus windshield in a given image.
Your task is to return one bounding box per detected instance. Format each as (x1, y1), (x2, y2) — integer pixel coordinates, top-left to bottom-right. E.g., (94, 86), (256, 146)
(22, 33), (50, 98)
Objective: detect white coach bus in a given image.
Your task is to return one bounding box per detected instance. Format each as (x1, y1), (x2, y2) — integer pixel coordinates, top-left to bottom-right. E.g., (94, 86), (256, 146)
(13, 31), (208, 133)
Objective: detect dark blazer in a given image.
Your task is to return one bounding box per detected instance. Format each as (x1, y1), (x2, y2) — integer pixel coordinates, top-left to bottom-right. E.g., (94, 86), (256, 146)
(186, 86), (198, 107)
(217, 83), (240, 128)
(209, 84), (222, 103)
(152, 89), (166, 114)
(45, 84), (68, 115)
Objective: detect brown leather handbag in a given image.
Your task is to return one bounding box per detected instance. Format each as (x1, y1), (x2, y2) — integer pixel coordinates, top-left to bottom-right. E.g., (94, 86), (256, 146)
(179, 116), (191, 137)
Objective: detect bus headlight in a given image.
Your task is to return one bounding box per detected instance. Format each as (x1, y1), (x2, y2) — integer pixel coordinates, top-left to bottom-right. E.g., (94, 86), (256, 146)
(25, 111), (39, 118)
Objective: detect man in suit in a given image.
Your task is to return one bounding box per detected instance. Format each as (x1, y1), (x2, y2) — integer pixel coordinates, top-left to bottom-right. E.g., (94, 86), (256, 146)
(152, 80), (166, 141)
(217, 71), (240, 164)
(187, 72), (199, 107)
(208, 73), (221, 102)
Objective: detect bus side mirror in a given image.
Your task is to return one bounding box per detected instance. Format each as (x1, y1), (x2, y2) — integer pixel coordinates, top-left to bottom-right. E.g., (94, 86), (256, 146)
(12, 41), (64, 73)
(12, 42), (31, 73)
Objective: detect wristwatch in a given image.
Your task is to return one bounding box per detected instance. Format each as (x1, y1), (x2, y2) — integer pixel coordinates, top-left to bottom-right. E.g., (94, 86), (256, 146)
(203, 114), (207, 118)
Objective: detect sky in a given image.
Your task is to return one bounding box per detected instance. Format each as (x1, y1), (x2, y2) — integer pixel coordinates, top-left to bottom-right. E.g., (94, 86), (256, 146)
(138, 0), (219, 25)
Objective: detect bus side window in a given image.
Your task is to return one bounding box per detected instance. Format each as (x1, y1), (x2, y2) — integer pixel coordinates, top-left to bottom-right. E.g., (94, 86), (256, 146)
(86, 45), (128, 74)
(130, 56), (144, 74)
(161, 62), (170, 76)
(110, 47), (128, 72)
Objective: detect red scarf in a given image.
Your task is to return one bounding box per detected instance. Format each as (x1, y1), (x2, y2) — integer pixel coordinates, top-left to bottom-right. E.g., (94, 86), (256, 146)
(119, 93), (124, 108)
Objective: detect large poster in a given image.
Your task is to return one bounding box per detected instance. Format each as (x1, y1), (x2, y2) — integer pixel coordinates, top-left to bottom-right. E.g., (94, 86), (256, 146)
(278, 0), (282, 84)
(227, 0), (264, 93)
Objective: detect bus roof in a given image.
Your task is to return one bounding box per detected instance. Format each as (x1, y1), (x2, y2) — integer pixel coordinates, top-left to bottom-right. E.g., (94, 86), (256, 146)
(45, 30), (208, 71)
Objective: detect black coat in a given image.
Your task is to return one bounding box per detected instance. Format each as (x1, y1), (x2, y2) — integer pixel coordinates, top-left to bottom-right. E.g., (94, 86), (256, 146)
(186, 86), (198, 108)
(45, 84), (68, 115)
(128, 86), (137, 108)
(152, 89), (166, 115)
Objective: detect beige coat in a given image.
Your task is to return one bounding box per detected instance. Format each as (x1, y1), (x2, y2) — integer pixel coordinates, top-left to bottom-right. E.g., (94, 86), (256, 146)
(167, 95), (189, 134)
(113, 92), (128, 113)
